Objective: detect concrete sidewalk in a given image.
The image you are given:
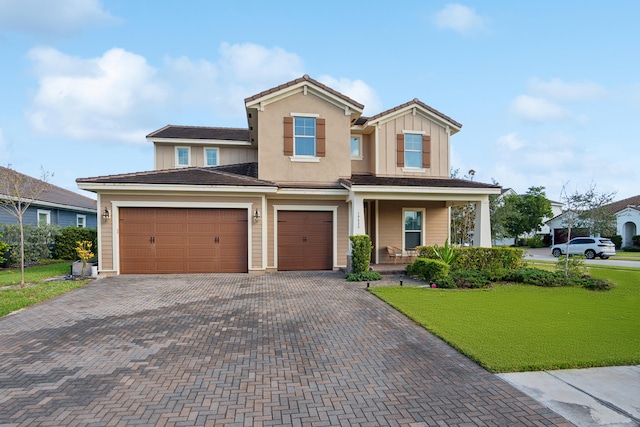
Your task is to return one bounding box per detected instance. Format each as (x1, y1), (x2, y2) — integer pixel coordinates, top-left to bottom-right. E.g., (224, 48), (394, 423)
(500, 366), (640, 427)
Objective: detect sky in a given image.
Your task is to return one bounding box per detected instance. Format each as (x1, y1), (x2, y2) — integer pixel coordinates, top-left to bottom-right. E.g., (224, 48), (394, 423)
(0, 0), (638, 203)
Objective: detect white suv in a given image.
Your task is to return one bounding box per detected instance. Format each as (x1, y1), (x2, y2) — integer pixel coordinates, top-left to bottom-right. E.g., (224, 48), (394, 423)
(551, 237), (616, 259)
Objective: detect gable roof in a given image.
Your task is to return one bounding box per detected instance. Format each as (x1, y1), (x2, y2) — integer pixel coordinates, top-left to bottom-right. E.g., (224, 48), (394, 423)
(365, 98), (462, 133)
(147, 125), (250, 142)
(341, 174), (500, 191)
(77, 163), (274, 188)
(0, 166), (97, 211)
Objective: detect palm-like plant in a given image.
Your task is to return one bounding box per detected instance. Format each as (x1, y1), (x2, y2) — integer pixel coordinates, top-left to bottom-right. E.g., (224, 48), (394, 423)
(432, 239), (459, 265)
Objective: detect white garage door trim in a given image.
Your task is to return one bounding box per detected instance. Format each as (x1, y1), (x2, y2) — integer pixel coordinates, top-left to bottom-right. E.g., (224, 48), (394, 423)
(109, 201), (254, 275)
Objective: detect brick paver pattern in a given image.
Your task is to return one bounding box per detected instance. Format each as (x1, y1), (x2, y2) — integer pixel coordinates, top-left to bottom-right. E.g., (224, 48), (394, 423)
(0, 272), (572, 426)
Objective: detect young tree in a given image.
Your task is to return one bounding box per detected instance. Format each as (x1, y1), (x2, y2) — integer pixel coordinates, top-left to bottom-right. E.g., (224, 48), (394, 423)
(0, 165), (52, 286)
(450, 169), (476, 245)
(502, 186), (552, 246)
(558, 183), (616, 276)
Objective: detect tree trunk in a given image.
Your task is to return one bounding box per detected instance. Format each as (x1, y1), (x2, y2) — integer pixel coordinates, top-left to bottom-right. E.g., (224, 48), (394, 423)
(19, 216), (25, 287)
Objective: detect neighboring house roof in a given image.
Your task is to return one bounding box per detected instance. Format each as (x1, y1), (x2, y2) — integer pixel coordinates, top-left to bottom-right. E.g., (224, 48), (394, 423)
(245, 74), (365, 111)
(147, 125), (249, 141)
(603, 194), (640, 215)
(341, 175), (501, 190)
(366, 98), (463, 131)
(0, 166), (96, 211)
(77, 163), (274, 187)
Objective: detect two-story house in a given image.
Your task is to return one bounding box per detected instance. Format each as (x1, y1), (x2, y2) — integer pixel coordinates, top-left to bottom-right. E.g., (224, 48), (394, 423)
(77, 75), (500, 276)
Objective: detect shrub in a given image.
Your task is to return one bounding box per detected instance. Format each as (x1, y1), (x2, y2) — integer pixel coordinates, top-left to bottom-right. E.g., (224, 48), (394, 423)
(581, 277), (615, 291)
(622, 246), (640, 252)
(407, 258), (450, 282)
(454, 247), (524, 271)
(0, 224), (62, 265)
(0, 240), (9, 265)
(447, 269), (491, 289)
(555, 255), (587, 277)
(528, 235), (545, 248)
(346, 271), (383, 282)
(432, 239), (459, 265)
(54, 227), (98, 260)
(415, 245), (437, 259)
(632, 235), (640, 247)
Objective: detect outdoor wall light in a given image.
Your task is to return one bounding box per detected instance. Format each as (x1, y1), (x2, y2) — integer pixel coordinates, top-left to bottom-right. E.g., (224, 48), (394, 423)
(102, 208), (110, 223)
(253, 209), (261, 223)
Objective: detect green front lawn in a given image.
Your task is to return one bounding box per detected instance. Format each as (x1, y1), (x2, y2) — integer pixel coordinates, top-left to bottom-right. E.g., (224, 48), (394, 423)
(0, 262), (88, 317)
(370, 266), (640, 373)
(615, 251), (640, 261)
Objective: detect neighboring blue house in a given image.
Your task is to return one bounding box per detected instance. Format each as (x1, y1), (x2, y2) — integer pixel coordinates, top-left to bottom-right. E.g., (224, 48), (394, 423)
(0, 166), (97, 229)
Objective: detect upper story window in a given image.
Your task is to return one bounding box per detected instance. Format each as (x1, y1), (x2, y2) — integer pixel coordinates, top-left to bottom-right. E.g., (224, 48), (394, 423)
(37, 209), (51, 226)
(176, 147), (190, 167)
(404, 134), (423, 168)
(294, 117), (316, 156)
(204, 148), (219, 166)
(76, 214), (86, 228)
(350, 135), (362, 159)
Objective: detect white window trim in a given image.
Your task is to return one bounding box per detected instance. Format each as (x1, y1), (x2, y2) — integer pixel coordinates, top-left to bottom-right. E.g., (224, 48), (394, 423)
(292, 115), (317, 158)
(404, 133), (423, 169)
(203, 147), (219, 167)
(37, 209), (51, 226)
(402, 167), (427, 173)
(350, 135), (363, 160)
(401, 129), (426, 135)
(76, 214), (86, 228)
(402, 208), (425, 252)
(175, 146), (191, 168)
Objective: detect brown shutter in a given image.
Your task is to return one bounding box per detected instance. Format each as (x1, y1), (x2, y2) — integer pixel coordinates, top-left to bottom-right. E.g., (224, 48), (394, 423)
(396, 134), (404, 167)
(422, 135), (431, 169)
(316, 118), (326, 157)
(283, 117), (293, 156)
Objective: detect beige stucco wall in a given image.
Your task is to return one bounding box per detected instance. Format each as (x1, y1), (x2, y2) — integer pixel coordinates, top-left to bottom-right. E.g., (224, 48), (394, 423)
(97, 192), (264, 274)
(350, 133), (374, 175)
(256, 91), (352, 184)
(375, 200), (448, 263)
(154, 144), (257, 170)
(265, 197), (349, 270)
(376, 112), (449, 178)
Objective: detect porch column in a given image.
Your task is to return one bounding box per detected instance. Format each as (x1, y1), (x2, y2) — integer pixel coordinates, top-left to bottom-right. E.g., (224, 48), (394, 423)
(474, 198), (492, 247)
(350, 193), (366, 236)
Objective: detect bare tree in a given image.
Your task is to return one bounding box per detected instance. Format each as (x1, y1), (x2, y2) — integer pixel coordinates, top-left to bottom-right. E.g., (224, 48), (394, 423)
(450, 169), (476, 245)
(559, 182), (616, 276)
(0, 165), (52, 286)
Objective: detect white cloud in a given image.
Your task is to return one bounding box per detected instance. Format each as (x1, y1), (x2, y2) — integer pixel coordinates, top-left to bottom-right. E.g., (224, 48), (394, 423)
(26, 47), (167, 143)
(509, 95), (572, 122)
(318, 75), (383, 115)
(0, 0), (116, 37)
(434, 3), (488, 35)
(528, 77), (607, 102)
(497, 132), (526, 150)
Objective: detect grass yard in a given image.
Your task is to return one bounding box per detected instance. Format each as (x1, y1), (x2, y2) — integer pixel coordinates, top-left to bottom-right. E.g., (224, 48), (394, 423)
(615, 251), (640, 261)
(0, 262), (88, 317)
(370, 266), (640, 373)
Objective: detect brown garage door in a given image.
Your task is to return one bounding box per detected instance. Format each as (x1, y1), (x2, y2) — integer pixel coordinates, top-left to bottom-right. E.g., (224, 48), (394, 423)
(119, 207), (248, 274)
(278, 211), (332, 271)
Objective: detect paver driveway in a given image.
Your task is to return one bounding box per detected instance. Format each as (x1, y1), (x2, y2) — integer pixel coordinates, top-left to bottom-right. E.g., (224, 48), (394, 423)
(0, 272), (571, 426)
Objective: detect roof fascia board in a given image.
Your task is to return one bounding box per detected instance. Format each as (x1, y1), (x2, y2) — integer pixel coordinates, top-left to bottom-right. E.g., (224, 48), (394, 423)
(245, 81), (363, 114)
(77, 183), (278, 193)
(0, 195), (96, 213)
(348, 185), (501, 197)
(367, 105), (461, 132)
(275, 188), (349, 197)
(148, 137), (251, 146)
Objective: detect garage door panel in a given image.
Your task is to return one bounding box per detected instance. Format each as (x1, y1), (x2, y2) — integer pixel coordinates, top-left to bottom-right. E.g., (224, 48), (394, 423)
(119, 207), (248, 274)
(278, 211), (332, 271)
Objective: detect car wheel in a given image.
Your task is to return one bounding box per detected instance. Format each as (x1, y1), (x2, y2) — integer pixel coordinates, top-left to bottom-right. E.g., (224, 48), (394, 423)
(552, 248), (562, 257)
(600, 255), (609, 260)
(585, 249), (596, 259)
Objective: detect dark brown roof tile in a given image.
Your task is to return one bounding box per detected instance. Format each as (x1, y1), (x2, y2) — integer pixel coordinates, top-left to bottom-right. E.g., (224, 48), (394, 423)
(147, 125), (249, 141)
(342, 174), (499, 190)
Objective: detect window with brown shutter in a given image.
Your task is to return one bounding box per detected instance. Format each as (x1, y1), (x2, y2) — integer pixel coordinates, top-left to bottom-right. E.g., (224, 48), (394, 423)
(316, 118), (325, 157)
(422, 135), (431, 169)
(396, 134), (404, 167)
(283, 117), (293, 156)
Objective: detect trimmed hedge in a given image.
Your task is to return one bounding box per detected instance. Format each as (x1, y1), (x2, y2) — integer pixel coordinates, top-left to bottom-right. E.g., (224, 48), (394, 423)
(407, 258), (450, 282)
(608, 235), (622, 250)
(415, 246), (525, 271)
(53, 227), (97, 260)
(633, 235), (640, 247)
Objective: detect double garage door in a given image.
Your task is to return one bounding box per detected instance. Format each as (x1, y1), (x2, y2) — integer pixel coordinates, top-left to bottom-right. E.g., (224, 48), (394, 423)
(119, 207), (248, 274)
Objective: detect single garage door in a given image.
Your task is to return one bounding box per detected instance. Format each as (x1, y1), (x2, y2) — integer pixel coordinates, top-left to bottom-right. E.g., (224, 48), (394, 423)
(119, 207), (248, 274)
(277, 211), (333, 271)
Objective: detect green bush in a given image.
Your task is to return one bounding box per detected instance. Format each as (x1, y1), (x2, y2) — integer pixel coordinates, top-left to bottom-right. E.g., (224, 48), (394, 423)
(527, 235), (545, 248)
(622, 246), (640, 252)
(454, 247), (525, 271)
(53, 227), (98, 260)
(415, 245), (437, 259)
(608, 235), (622, 249)
(632, 235), (640, 246)
(555, 255), (587, 277)
(1, 224), (62, 265)
(446, 269), (491, 289)
(0, 240), (9, 265)
(407, 258), (450, 282)
(346, 271), (383, 282)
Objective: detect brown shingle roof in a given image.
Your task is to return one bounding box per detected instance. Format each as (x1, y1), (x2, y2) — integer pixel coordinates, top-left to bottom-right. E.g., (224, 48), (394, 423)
(77, 163), (274, 187)
(0, 166), (97, 210)
(367, 99), (462, 129)
(147, 125), (249, 141)
(604, 194), (640, 214)
(342, 174), (499, 190)
(245, 75), (365, 110)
